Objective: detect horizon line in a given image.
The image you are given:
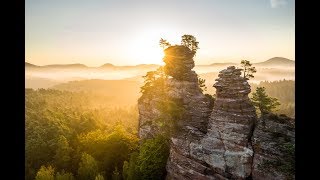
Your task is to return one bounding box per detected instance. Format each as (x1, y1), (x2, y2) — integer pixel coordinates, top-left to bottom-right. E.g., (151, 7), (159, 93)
(26, 56), (294, 68)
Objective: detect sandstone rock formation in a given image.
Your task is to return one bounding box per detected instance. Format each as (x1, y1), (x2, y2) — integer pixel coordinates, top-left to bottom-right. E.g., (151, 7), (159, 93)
(138, 45), (295, 180)
(163, 45), (197, 82)
(252, 113), (295, 180)
(167, 66), (256, 179)
(138, 45), (211, 140)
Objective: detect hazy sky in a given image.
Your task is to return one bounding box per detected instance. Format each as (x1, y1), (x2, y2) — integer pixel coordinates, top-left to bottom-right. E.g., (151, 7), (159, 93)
(26, 0), (295, 66)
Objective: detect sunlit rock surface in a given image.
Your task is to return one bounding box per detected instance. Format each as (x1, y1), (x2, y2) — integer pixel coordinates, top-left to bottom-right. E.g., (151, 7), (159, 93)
(138, 46), (295, 180)
(167, 66), (256, 179)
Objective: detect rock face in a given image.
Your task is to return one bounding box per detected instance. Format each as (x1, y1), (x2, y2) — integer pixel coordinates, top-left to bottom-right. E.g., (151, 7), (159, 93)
(138, 46), (295, 180)
(163, 45), (197, 82)
(167, 66), (256, 179)
(138, 45), (211, 140)
(252, 113), (295, 180)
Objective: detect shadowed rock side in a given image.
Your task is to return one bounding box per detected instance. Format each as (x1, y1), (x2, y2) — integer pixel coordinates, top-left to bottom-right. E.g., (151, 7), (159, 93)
(167, 66), (257, 180)
(163, 45), (197, 82)
(252, 113), (295, 180)
(138, 45), (212, 140)
(138, 46), (295, 180)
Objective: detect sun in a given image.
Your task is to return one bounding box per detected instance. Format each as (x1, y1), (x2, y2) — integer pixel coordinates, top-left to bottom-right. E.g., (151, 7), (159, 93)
(126, 28), (180, 65)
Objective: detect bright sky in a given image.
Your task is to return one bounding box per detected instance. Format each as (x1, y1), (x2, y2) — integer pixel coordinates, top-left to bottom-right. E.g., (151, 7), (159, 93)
(26, 0), (295, 66)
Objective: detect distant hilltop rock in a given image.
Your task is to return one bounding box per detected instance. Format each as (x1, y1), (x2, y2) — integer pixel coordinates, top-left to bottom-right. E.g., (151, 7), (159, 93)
(254, 57), (294, 67)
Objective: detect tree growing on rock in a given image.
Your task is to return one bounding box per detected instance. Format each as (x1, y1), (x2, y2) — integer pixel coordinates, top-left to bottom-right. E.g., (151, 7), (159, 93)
(198, 77), (207, 93)
(140, 66), (168, 96)
(251, 87), (280, 115)
(181, 34), (199, 53)
(240, 60), (257, 79)
(159, 38), (171, 49)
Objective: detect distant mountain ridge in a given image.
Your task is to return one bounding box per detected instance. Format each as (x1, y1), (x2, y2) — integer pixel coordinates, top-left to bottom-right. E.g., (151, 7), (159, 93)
(25, 57), (294, 68)
(254, 57), (294, 66)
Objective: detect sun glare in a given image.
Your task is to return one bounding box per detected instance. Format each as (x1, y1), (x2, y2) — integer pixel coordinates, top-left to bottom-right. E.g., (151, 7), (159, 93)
(126, 28), (180, 65)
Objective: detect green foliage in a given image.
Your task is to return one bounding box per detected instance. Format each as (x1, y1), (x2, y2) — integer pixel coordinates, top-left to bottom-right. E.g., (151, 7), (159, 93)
(112, 167), (121, 180)
(250, 80), (295, 117)
(240, 60), (257, 79)
(251, 87), (281, 115)
(77, 153), (99, 180)
(95, 174), (105, 180)
(205, 94), (216, 109)
(122, 136), (170, 180)
(198, 77), (207, 93)
(26, 89), (139, 180)
(181, 34), (199, 53)
(137, 135), (170, 180)
(156, 98), (186, 136)
(122, 152), (140, 180)
(258, 142), (295, 178)
(140, 66), (168, 96)
(55, 171), (75, 180)
(35, 165), (55, 180)
(78, 125), (139, 178)
(54, 135), (73, 171)
(159, 38), (171, 49)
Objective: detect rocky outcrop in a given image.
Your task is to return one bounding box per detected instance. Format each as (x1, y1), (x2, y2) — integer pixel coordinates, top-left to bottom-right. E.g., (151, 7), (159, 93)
(138, 45), (212, 140)
(138, 45), (295, 180)
(252, 113), (295, 180)
(163, 45), (197, 82)
(167, 66), (256, 179)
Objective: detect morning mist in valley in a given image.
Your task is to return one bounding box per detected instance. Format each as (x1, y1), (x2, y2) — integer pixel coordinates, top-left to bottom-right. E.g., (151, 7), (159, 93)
(26, 1), (295, 180)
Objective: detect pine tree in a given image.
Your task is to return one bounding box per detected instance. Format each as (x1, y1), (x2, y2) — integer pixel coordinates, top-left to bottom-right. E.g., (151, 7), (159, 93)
(240, 60), (257, 79)
(251, 87), (281, 115)
(159, 38), (171, 49)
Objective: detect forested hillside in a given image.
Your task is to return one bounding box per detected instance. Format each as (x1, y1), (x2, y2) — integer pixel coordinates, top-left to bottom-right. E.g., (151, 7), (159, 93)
(250, 80), (295, 117)
(25, 89), (139, 180)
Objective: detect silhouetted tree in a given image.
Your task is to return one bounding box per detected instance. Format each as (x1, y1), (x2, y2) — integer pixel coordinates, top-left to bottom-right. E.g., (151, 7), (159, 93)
(140, 66), (168, 95)
(251, 87), (280, 115)
(181, 34), (199, 53)
(159, 38), (171, 49)
(198, 77), (207, 93)
(240, 60), (257, 79)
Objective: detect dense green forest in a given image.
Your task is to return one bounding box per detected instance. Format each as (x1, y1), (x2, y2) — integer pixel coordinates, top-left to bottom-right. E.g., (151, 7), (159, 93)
(26, 89), (140, 180)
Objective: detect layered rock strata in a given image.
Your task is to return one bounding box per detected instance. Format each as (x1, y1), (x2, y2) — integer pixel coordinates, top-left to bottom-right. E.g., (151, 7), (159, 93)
(138, 45), (211, 140)
(167, 66), (256, 179)
(252, 113), (295, 180)
(138, 45), (295, 179)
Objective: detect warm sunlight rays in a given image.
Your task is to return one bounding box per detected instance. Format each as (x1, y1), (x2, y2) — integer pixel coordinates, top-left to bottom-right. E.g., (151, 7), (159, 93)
(126, 28), (180, 65)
